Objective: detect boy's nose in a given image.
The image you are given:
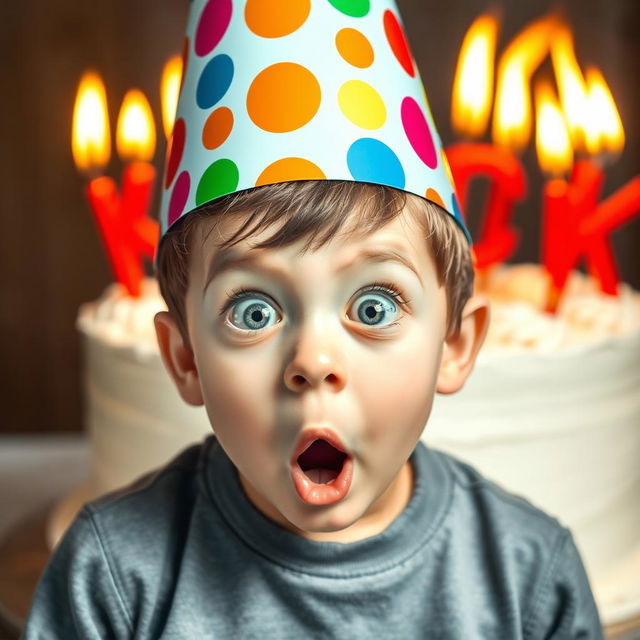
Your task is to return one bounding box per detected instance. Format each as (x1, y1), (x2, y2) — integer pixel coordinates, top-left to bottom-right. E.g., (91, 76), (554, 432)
(283, 329), (346, 393)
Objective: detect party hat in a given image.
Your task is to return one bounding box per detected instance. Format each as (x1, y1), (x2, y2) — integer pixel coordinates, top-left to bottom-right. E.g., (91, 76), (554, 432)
(156, 0), (470, 264)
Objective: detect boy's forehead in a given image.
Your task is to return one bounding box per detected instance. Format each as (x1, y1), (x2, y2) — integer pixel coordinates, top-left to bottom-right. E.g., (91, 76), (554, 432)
(191, 203), (434, 284)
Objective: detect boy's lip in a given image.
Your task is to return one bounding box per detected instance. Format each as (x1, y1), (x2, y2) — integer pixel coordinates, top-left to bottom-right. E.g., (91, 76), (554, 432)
(291, 425), (351, 465)
(290, 425), (354, 506)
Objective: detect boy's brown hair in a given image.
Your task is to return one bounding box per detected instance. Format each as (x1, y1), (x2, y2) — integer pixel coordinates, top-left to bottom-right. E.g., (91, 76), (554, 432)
(155, 180), (474, 348)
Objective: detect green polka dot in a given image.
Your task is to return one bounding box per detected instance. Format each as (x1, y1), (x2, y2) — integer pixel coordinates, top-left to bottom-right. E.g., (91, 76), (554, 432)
(195, 159), (239, 206)
(327, 0), (370, 18)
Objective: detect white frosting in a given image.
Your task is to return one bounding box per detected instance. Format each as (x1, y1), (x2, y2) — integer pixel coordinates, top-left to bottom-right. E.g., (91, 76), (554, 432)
(75, 270), (640, 625)
(76, 279), (168, 360)
(475, 264), (640, 355)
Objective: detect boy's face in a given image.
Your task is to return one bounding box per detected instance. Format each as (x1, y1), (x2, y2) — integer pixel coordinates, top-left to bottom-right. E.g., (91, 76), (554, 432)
(172, 205), (460, 542)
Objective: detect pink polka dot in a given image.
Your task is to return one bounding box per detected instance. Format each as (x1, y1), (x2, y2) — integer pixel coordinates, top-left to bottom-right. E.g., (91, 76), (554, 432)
(165, 118), (186, 189)
(168, 171), (191, 227)
(195, 0), (233, 57)
(401, 97), (437, 169)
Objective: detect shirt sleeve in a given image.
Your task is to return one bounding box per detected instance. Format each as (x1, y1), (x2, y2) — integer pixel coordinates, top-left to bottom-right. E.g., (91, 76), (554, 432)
(524, 528), (605, 640)
(21, 507), (132, 640)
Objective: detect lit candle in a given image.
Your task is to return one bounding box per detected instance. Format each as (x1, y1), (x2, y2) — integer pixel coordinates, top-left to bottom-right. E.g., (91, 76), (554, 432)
(115, 88), (159, 291)
(538, 63), (639, 309)
(535, 79), (575, 312)
(447, 12), (528, 270)
(72, 71), (160, 297)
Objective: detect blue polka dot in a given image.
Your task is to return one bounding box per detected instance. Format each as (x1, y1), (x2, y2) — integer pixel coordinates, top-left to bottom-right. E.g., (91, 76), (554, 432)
(196, 54), (234, 110)
(347, 138), (405, 189)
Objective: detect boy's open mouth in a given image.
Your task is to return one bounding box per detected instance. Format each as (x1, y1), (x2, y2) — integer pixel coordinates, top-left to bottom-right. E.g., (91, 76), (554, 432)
(297, 439), (348, 484)
(291, 427), (354, 505)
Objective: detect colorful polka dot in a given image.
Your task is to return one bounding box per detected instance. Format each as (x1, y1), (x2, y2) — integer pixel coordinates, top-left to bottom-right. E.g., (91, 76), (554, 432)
(420, 81), (434, 124)
(383, 10), (415, 77)
(327, 0), (370, 18)
(196, 159), (240, 206)
(196, 54), (234, 110)
(338, 80), (386, 130)
(256, 157), (326, 186)
(245, 0), (310, 38)
(401, 96), (437, 169)
(347, 138), (405, 189)
(165, 118), (186, 189)
(247, 63), (321, 133)
(202, 107), (234, 149)
(168, 171), (191, 227)
(335, 28), (374, 68)
(425, 188), (445, 209)
(441, 149), (455, 187)
(195, 0), (232, 57)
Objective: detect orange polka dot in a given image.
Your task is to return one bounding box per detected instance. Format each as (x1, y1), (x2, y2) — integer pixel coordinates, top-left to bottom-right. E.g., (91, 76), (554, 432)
(202, 107), (234, 149)
(245, 0), (310, 38)
(247, 63), (321, 133)
(335, 28), (374, 68)
(256, 157), (326, 186)
(426, 188), (445, 209)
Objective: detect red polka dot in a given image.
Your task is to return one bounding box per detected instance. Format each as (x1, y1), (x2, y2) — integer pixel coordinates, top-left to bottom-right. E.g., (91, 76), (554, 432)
(165, 118), (186, 189)
(195, 0), (233, 57)
(168, 171), (191, 227)
(383, 10), (415, 77)
(401, 97), (437, 169)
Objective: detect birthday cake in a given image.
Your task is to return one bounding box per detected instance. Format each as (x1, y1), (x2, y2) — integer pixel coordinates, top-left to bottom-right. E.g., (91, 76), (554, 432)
(75, 277), (211, 496)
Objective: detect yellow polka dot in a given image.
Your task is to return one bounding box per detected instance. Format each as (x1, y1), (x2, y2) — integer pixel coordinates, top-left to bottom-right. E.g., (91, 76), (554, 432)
(338, 80), (386, 129)
(442, 149), (455, 186)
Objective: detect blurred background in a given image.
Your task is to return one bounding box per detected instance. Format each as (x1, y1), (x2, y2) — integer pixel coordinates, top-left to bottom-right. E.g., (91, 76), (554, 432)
(1, 0), (638, 436)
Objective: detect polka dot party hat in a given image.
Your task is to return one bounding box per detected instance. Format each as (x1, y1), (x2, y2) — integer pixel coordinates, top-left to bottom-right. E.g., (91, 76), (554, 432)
(156, 0), (470, 264)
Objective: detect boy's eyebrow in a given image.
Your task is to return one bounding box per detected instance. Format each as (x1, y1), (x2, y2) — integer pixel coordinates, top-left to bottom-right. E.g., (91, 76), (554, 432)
(203, 245), (423, 293)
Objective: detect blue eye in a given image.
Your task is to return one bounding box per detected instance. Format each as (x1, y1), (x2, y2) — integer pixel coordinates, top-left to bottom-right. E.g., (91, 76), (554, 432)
(220, 282), (408, 332)
(224, 293), (281, 332)
(351, 289), (400, 327)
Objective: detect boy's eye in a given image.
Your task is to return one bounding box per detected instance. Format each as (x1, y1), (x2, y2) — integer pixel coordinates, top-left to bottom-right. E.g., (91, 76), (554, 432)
(220, 283), (407, 332)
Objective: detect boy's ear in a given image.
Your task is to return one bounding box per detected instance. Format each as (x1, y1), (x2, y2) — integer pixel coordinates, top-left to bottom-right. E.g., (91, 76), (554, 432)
(153, 311), (204, 406)
(436, 295), (490, 395)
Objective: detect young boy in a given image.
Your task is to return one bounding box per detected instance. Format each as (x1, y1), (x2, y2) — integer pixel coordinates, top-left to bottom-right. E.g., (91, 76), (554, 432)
(23, 0), (604, 637)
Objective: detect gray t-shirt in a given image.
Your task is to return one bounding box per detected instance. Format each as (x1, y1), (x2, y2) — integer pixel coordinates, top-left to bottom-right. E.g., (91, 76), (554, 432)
(22, 435), (604, 639)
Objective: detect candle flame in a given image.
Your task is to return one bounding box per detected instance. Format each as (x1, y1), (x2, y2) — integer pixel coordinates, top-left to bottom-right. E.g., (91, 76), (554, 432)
(451, 14), (499, 139)
(72, 71), (111, 172)
(584, 67), (625, 157)
(116, 90), (157, 163)
(161, 55), (184, 140)
(535, 80), (573, 177)
(550, 27), (589, 153)
(492, 15), (560, 152)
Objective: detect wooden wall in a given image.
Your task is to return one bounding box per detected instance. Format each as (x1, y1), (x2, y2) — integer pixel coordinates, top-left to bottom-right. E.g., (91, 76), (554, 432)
(1, 0), (638, 433)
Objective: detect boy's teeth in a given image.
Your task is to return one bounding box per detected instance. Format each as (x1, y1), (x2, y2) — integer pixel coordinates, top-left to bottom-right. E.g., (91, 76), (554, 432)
(305, 469), (339, 484)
